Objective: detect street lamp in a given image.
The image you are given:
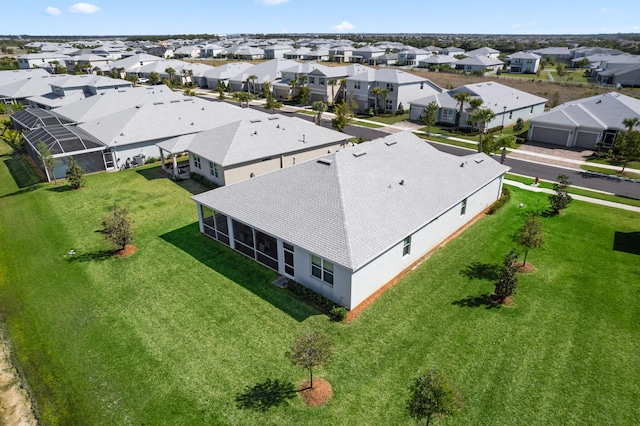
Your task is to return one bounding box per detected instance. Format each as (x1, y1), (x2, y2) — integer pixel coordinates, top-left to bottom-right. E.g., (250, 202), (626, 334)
(501, 105), (507, 133)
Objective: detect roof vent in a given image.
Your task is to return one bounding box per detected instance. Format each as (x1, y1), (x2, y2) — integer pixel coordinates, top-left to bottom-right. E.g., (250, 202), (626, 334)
(399, 179), (405, 185)
(268, 116), (279, 120)
(385, 141), (397, 146)
(317, 158), (333, 165)
(250, 119), (261, 123)
(474, 158), (484, 164)
(253, 131), (257, 135)
(353, 150), (366, 157)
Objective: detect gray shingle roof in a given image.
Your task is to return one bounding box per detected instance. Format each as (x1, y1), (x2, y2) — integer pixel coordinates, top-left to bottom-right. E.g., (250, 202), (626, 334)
(193, 131), (509, 270)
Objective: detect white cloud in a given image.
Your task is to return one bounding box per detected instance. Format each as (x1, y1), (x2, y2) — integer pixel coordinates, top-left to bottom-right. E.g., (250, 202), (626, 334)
(69, 3), (100, 14)
(45, 6), (62, 15)
(333, 21), (355, 32)
(257, 0), (290, 5)
(600, 7), (609, 12)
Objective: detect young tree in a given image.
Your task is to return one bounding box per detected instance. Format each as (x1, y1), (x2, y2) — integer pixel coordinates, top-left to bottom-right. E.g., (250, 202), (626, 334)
(328, 79), (337, 105)
(371, 86), (383, 115)
(288, 331), (332, 389)
(556, 63), (566, 77)
(407, 370), (464, 426)
(311, 101), (327, 125)
(164, 67), (176, 85)
(331, 101), (353, 132)
(102, 205), (133, 251)
(422, 101), (439, 136)
(485, 133), (516, 157)
(513, 117), (525, 134)
(516, 214), (545, 266)
(453, 91), (471, 129)
(297, 85), (311, 105)
(494, 249), (519, 303)
(36, 140), (56, 182)
(148, 72), (160, 85)
(65, 156), (85, 189)
(261, 81), (272, 99)
(613, 130), (640, 172)
(469, 107), (497, 154)
(548, 174), (573, 215)
(264, 94), (282, 113)
(380, 88), (390, 115)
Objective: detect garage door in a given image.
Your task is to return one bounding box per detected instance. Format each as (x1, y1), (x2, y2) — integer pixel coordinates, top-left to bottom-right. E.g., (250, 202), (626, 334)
(575, 131), (598, 149)
(530, 127), (570, 146)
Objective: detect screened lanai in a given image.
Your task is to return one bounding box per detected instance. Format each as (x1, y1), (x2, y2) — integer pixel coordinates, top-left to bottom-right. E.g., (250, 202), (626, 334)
(23, 124), (110, 181)
(10, 108), (75, 131)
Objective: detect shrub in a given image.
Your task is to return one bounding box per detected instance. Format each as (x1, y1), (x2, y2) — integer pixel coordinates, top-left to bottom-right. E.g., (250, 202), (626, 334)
(330, 306), (348, 322)
(513, 118), (525, 134)
(189, 172), (218, 189)
(397, 103), (405, 115)
(145, 156), (159, 164)
(487, 186), (511, 215)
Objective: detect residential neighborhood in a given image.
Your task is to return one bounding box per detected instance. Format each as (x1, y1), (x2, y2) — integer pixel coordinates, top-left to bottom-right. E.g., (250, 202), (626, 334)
(1, 18), (639, 426)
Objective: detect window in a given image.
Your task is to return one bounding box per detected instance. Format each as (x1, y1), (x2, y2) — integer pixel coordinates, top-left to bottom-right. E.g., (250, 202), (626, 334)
(530, 106), (534, 114)
(509, 111), (513, 119)
(386, 83), (394, 92)
(209, 161), (219, 178)
(461, 198), (467, 216)
(354, 81), (361, 90)
(311, 255), (334, 286)
(308, 76), (315, 84)
(420, 82), (424, 90)
(193, 154), (201, 169)
(442, 109), (453, 121)
(403, 236), (411, 256)
(319, 78), (325, 86)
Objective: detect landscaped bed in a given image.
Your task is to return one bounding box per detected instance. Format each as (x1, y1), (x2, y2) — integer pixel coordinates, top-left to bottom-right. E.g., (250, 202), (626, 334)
(0, 140), (639, 425)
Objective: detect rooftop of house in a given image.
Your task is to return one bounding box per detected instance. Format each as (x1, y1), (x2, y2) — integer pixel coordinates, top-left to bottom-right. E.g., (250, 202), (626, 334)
(192, 131), (509, 270)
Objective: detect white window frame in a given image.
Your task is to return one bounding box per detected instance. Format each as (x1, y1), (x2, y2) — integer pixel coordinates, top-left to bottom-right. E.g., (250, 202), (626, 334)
(209, 161), (219, 178)
(311, 254), (334, 286)
(461, 198), (467, 216)
(402, 236), (411, 257)
(193, 154), (201, 169)
(354, 81), (361, 90)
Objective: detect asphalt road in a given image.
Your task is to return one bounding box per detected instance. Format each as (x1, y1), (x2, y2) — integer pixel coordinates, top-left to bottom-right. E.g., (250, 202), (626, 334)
(432, 143), (640, 200)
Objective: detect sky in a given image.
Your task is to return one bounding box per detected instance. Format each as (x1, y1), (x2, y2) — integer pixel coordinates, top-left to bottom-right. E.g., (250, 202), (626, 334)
(2, 0), (639, 36)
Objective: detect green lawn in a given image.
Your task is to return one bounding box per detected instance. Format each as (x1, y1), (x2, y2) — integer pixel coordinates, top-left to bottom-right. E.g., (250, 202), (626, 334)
(351, 120), (385, 129)
(1, 140), (639, 425)
(355, 112), (410, 125)
(581, 164), (640, 180)
(586, 156), (640, 171)
(506, 173), (640, 207)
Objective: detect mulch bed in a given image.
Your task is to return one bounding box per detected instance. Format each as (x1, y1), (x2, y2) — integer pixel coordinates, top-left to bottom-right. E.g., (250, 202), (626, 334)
(115, 245), (137, 258)
(516, 262), (536, 273)
(299, 379), (332, 407)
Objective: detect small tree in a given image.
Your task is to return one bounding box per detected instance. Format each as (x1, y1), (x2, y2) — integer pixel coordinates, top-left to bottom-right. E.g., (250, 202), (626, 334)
(516, 214), (544, 266)
(513, 117), (525, 134)
(397, 102), (405, 115)
(102, 205), (133, 251)
(494, 249), (519, 302)
(36, 140), (56, 182)
(264, 94), (282, 113)
(422, 101), (439, 136)
(407, 370), (464, 426)
(613, 130), (640, 172)
(288, 331), (332, 389)
(149, 72), (160, 85)
(65, 156), (85, 189)
(548, 174), (573, 215)
(469, 107), (497, 154)
(485, 133), (516, 157)
(297, 85), (311, 105)
(556, 63), (566, 77)
(331, 101), (353, 132)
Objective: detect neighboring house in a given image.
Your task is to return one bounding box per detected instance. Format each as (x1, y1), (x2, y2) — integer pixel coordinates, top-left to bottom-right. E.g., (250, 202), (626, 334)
(438, 46), (465, 57)
(228, 59), (299, 93)
(0, 69), (52, 104)
(64, 54), (112, 72)
(417, 55), (458, 69)
(191, 131), (509, 310)
(284, 47), (313, 60)
(347, 68), (443, 114)
(0, 74), (70, 105)
(507, 52), (541, 74)
(204, 62), (254, 90)
(409, 81), (547, 129)
(200, 44), (225, 58)
(465, 47), (501, 59)
(589, 55), (640, 82)
(571, 46), (625, 59)
(595, 63), (640, 87)
(233, 47), (265, 60)
(173, 45), (201, 59)
(16, 52), (72, 72)
(528, 92), (640, 149)
(264, 45), (294, 60)
(306, 64), (371, 103)
(397, 48), (432, 67)
(273, 62), (324, 100)
(531, 47), (572, 63)
(100, 53), (165, 76)
(329, 45), (354, 63)
(376, 53), (398, 66)
(455, 56), (504, 74)
(159, 114), (349, 184)
(351, 45), (386, 65)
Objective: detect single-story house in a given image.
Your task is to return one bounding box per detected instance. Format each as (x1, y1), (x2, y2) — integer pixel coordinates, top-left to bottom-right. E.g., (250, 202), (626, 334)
(417, 55), (459, 69)
(527, 92), (640, 149)
(455, 56), (504, 74)
(409, 81), (547, 129)
(158, 114), (349, 184)
(465, 47), (501, 59)
(595, 63), (640, 87)
(192, 131), (509, 310)
(10, 108), (74, 132)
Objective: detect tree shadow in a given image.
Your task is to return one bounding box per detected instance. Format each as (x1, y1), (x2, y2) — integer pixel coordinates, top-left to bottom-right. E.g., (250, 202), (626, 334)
(459, 262), (501, 281)
(452, 294), (500, 309)
(160, 222), (321, 322)
(3, 155), (41, 188)
(66, 249), (115, 262)
(613, 231), (640, 256)
(235, 379), (296, 412)
(0, 184), (41, 198)
(47, 185), (74, 193)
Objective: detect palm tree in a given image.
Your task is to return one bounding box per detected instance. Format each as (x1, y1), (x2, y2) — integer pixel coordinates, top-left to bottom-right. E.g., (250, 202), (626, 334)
(469, 97), (483, 111)
(247, 74), (258, 95)
(261, 81), (272, 98)
(149, 72), (160, 85)
(371, 87), (383, 115)
(186, 69), (194, 86)
(380, 88), (390, 115)
(165, 67), (176, 85)
(298, 74), (308, 87)
(622, 117), (640, 132)
(469, 107), (497, 153)
(311, 101), (327, 125)
(453, 92), (471, 129)
(339, 79), (347, 102)
(287, 78), (299, 100)
(328, 79), (338, 105)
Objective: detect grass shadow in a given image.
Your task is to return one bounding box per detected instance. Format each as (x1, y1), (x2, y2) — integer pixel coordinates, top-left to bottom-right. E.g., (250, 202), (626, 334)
(460, 262), (501, 281)
(66, 249), (115, 262)
(613, 231), (640, 256)
(452, 294), (500, 309)
(135, 165), (167, 181)
(0, 184), (42, 198)
(3, 155), (41, 188)
(235, 379), (296, 412)
(160, 222), (321, 322)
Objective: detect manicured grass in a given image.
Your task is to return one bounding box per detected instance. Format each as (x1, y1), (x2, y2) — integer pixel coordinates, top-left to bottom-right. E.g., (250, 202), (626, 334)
(586, 156), (640, 171)
(415, 132), (478, 150)
(581, 164), (640, 180)
(1, 140), (639, 425)
(506, 173), (640, 207)
(351, 120), (385, 129)
(355, 112), (410, 125)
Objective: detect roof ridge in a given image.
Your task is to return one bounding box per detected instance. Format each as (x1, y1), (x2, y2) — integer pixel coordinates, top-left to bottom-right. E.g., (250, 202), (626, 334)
(333, 152), (354, 269)
(577, 103), (608, 129)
